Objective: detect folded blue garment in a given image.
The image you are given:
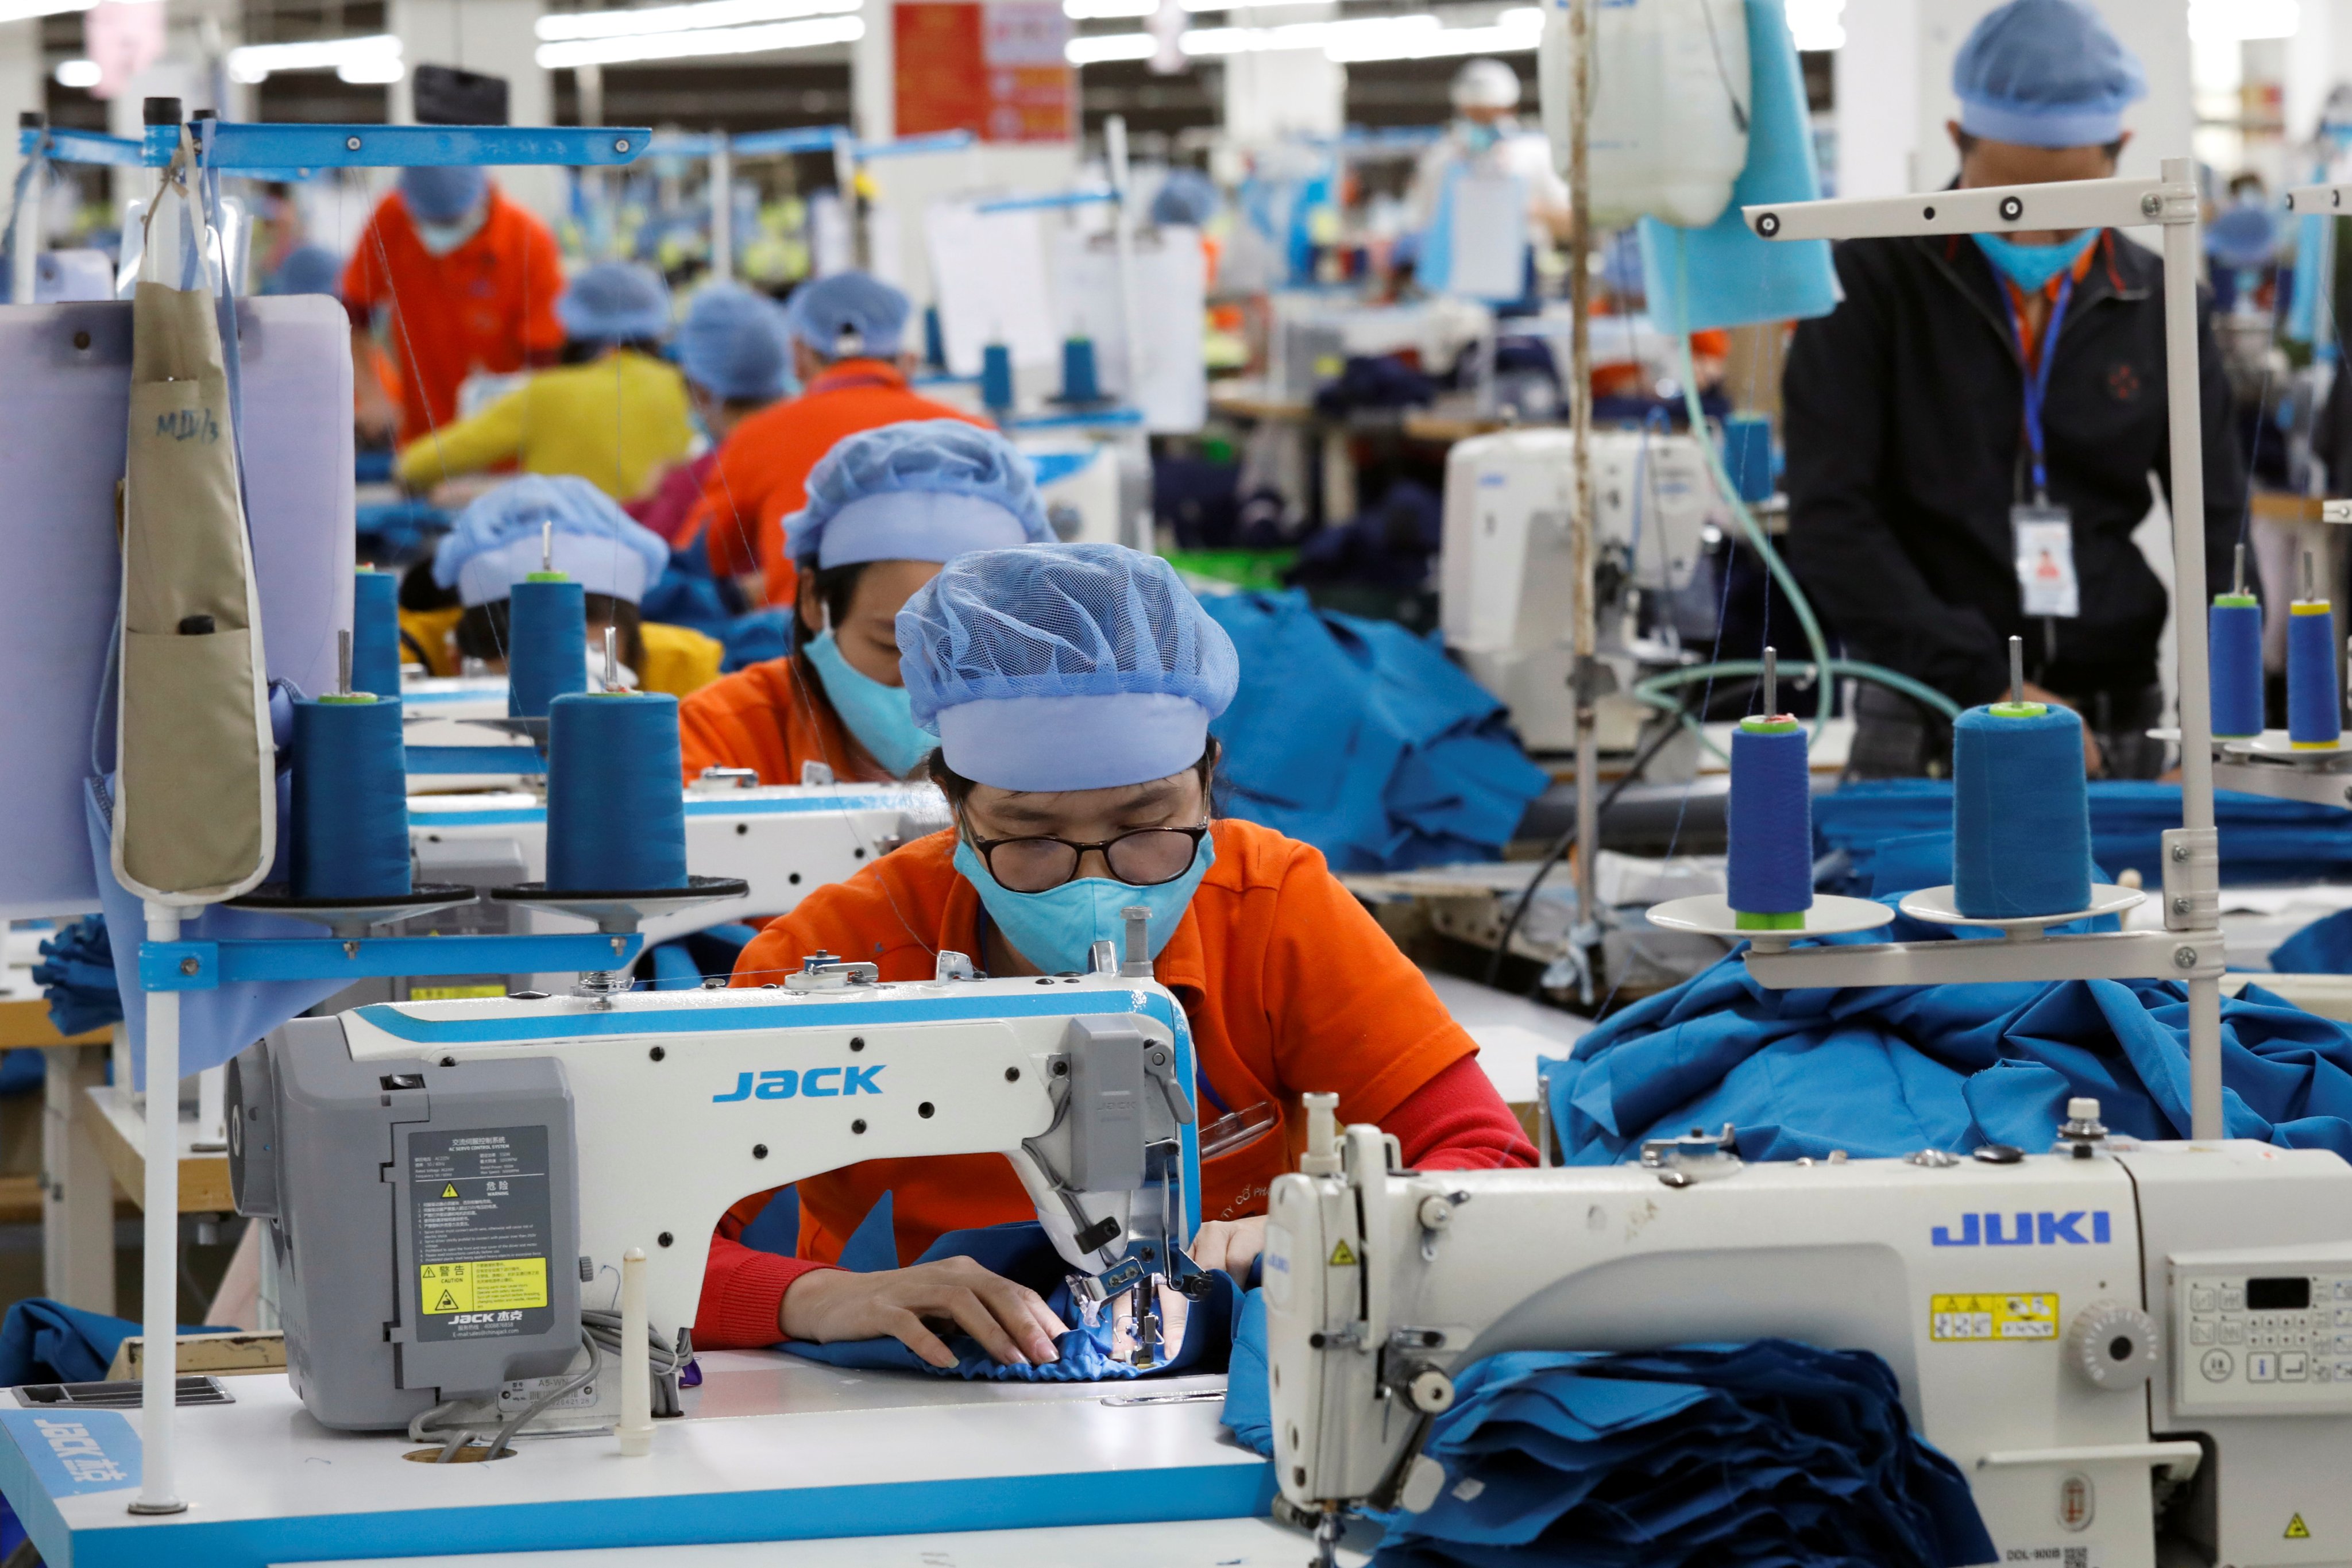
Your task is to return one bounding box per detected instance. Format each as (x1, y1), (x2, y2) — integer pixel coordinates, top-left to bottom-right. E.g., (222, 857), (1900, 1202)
(32, 914), (122, 1040)
(2271, 908), (2352, 974)
(0, 1299), (232, 1388)
(782, 1196), (1243, 1382)
(1544, 913), (2352, 1165)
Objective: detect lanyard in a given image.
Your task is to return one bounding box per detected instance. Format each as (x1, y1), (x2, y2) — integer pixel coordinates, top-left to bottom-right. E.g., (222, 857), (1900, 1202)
(2002, 271), (2075, 504)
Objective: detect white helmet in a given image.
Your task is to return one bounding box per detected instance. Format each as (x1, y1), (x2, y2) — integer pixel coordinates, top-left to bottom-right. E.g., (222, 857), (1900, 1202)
(1450, 57), (1521, 111)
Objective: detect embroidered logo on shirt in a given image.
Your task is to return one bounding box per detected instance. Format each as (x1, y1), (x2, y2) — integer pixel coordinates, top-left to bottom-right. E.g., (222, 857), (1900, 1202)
(2107, 362), (2142, 402)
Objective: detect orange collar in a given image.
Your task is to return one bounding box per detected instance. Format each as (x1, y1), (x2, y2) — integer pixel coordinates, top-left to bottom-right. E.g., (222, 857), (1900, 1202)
(808, 359), (909, 396)
(1999, 231), (2104, 366)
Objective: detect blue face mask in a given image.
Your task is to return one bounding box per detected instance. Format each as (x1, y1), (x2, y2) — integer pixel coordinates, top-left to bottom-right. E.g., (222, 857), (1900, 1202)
(803, 628), (934, 778)
(1972, 229), (2099, 293)
(1459, 119), (1500, 154)
(953, 831), (1215, 976)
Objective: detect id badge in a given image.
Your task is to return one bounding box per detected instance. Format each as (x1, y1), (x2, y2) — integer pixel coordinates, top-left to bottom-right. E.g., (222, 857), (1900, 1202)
(2013, 504), (2079, 619)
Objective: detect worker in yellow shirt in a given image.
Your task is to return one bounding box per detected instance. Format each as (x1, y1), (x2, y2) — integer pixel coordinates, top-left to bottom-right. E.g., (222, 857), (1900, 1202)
(393, 261), (693, 504)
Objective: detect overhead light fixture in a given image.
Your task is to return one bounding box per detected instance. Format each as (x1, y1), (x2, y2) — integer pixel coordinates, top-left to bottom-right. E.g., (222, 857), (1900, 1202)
(226, 33), (404, 85)
(1067, 30), (1157, 61)
(536, 0), (859, 42)
(0, 0), (97, 22)
(1180, 0), (1335, 14)
(2188, 0), (2296, 41)
(1783, 0), (1844, 51)
(1322, 6), (1540, 60)
(535, 12), (863, 68)
(53, 57), (102, 88)
(1065, 0), (1156, 18)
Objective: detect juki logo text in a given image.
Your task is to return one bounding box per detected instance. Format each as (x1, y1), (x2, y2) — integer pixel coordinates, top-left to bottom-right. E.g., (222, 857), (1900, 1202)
(1931, 1211), (2113, 1246)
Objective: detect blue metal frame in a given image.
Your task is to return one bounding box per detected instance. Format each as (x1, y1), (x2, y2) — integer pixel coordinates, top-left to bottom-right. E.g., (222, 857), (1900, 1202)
(139, 122), (656, 172)
(138, 932), (643, 992)
(16, 128), (146, 168)
(975, 189), (1118, 215)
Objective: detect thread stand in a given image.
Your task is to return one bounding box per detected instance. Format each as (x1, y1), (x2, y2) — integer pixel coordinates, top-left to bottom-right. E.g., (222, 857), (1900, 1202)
(226, 883), (481, 941)
(1895, 882), (2144, 942)
(1645, 893), (1894, 953)
(488, 875), (751, 935)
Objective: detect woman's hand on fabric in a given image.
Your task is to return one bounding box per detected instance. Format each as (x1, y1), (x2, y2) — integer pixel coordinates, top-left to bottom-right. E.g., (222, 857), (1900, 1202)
(779, 1258), (1066, 1369)
(1189, 1214), (1268, 1278)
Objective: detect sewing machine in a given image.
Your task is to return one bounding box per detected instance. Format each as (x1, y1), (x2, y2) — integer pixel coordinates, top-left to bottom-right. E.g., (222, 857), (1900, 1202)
(1438, 427), (1727, 752)
(227, 956), (1201, 1436)
(1266, 1100), (2352, 1568)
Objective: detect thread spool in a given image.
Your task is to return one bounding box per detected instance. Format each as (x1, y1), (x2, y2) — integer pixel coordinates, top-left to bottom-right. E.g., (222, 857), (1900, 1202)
(2287, 599), (2341, 747)
(352, 568), (403, 699)
(1720, 414), (1773, 504)
(544, 691), (688, 891)
(1727, 717), (1812, 930)
(289, 694), (411, 899)
(2210, 592), (2264, 739)
(980, 343), (1014, 413)
(508, 574), (588, 720)
(1060, 337), (1100, 403)
(1952, 701), (2092, 918)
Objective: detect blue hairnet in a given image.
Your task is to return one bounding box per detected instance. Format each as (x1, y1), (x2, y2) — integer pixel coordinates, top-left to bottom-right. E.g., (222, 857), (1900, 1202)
(558, 261), (672, 344)
(786, 271), (911, 359)
(433, 475), (670, 608)
(1952, 0), (2145, 149)
(2208, 203), (2280, 271)
(1150, 169), (1219, 228)
(787, 420), (1052, 570)
(677, 283), (794, 401)
(265, 244), (343, 298)
(399, 164), (489, 225)
(897, 542), (1240, 791)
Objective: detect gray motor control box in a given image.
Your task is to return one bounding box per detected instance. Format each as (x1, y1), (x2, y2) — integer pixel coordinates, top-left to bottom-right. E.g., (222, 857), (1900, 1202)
(229, 1017), (584, 1431)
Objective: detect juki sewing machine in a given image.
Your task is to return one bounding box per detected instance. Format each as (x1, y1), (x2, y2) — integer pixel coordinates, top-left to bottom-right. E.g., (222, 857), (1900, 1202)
(227, 938), (1200, 1440)
(1266, 1098), (2352, 1568)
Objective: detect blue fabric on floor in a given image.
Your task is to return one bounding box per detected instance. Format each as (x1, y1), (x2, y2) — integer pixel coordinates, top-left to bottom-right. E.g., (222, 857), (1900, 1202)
(1543, 910), (2352, 1165)
(1202, 590), (1548, 871)
(1814, 781), (2352, 890)
(0, 1299), (233, 1387)
(783, 1197), (1243, 1382)
(32, 914), (122, 1038)
(1374, 1342), (1991, 1568)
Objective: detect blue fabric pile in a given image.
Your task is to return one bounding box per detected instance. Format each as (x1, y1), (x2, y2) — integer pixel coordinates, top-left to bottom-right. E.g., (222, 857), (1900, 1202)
(1543, 917), (2352, 1165)
(32, 915), (122, 1038)
(0, 1299), (231, 1387)
(1814, 781), (2352, 890)
(782, 1196), (1243, 1382)
(1202, 590), (1549, 870)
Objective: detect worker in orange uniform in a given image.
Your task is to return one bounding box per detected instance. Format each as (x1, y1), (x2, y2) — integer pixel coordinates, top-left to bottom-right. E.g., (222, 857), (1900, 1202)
(677, 420), (1053, 787)
(341, 165), (565, 446)
(689, 271), (983, 609)
(693, 540), (1533, 1367)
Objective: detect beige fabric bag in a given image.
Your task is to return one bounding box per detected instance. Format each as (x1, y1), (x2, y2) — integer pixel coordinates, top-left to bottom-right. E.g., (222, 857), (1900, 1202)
(109, 136), (275, 905)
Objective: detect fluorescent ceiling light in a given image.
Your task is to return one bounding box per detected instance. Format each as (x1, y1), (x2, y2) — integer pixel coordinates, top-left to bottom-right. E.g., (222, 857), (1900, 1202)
(53, 58), (101, 88)
(1322, 10), (1540, 61)
(537, 0), (858, 42)
(227, 33), (403, 84)
(1065, 0), (1156, 18)
(1067, 30), (1158, 61)
(1181, 0), (1335, 14)
(535, 12), (863, 67)
(1783, 0), (1843, 50)
(2188, 0), (2296, 41)
(0, 0), (98, 21)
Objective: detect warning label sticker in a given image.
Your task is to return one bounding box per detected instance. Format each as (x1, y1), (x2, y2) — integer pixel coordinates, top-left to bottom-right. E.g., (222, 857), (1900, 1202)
(408, 1126), (554, 1343)
(1932, 1292), (2059, 1343)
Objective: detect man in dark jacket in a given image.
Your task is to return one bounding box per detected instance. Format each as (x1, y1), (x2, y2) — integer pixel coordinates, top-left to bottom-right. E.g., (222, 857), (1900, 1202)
(1783, 0), (2247, 779)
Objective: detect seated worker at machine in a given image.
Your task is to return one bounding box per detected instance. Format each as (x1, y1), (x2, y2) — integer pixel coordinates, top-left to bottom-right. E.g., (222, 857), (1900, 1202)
(694, 542), (1535, 1366)
(627, 284), (796, 543)
(678, 420), (1053, 786)
(689, 271), (985, 609)
(430, 474), (725, 698)
(393, 261), (694, 505)
(1781, 0), (2246, 779)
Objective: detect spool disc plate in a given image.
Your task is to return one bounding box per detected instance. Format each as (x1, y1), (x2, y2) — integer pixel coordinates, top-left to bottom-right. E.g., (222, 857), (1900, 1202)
(2224, 731), (2352, 759)
(488, 875), (751, 934)
(1897, 883), (2144, 933)
(1645, 894), (1894, 952)
(225, 883), (482, 933)
(457, 716), (550, 743)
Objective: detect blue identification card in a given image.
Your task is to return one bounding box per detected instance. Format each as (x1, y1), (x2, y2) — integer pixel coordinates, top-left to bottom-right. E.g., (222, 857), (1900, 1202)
(2013, 504), (2079, 619)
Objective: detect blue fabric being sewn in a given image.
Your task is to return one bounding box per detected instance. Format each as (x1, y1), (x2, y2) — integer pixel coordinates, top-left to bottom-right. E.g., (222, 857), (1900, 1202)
(783, 1196), (1243, 1381)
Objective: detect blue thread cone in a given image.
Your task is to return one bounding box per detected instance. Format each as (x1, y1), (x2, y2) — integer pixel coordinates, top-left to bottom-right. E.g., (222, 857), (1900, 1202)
(545, 691), (688, 891)
(1727, 721), (1812, 924)
(981, 343), (1014, 412)
(352, 568), (403, 700)
(508, 576), (588, 720)
(1061, 337), (1100, 403)
(2210, 594), (2263, 739)
(1952, 704), (2091, 918)
(290, 696), (411, 899)
(2288, 603), (2341, 746)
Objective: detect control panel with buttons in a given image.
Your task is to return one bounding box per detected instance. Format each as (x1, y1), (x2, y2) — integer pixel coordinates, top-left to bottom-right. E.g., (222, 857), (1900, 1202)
(2172, 1268), (2352, 1414)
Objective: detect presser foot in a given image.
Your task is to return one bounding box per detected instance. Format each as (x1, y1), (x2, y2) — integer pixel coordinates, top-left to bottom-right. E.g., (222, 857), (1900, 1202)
(1311, 1508), (1343, 1568)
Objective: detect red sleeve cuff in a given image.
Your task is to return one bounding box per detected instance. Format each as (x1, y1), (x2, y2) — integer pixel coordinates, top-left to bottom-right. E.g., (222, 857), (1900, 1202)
(1386, 1054), (1538, 1172)
(692, 1239), (838, 1350)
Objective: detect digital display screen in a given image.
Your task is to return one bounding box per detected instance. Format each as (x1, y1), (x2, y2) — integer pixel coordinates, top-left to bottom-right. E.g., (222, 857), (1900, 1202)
(2247, 1277), (2310, 1311)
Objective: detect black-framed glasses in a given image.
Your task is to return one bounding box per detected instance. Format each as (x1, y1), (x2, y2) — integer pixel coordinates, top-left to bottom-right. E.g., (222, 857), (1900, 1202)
(963, 818), (1211, 893)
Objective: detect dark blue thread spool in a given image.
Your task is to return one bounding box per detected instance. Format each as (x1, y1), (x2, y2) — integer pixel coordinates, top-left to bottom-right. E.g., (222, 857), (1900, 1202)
(1952, 702), (2092, 918)
(545, 691), (688, 891)
(2287, 600), (2341, 748)
(2209, 592), (2263, 739)
(1061, 337), (1100, 403)
(1727, 718), (1812, 929)
(352, 568), (402, 699)
(289, 694), (411, 899)
(508, 575), (588, 720)
(980, 343), (1015, 414)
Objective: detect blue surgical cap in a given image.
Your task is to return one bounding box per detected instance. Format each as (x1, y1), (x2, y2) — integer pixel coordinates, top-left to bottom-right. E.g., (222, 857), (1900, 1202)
(786, 271), (911, 360)
(1150, 168), (1219, 229)
(558, 261), (673, 344)
(1952, 0), (2145, 149)
(787, 420), (1052, 571)
(2208, 203), (2280, 271)
(897, 542), (1240, 792)
(400, 164), (489, 225)
(434, 475), (671, 608)
(266, 244), (343, 298)
(677, 284), (794, 401)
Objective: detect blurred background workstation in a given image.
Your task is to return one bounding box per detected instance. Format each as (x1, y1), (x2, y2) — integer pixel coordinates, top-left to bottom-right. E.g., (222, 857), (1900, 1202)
(9, 0), (2352, 1564)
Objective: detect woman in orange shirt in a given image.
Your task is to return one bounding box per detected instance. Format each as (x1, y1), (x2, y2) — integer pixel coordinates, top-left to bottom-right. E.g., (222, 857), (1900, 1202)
(676, 420), (1055, 787)
(696, 539), (1533, 1369)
